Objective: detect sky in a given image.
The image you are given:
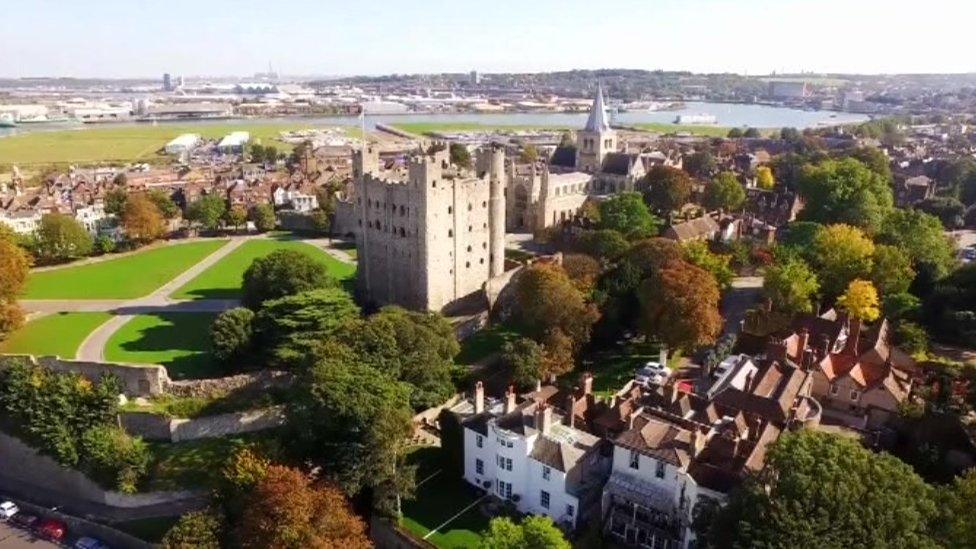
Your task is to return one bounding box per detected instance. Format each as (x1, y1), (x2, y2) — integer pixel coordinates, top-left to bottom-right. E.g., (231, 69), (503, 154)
(1, 0), (974, 78)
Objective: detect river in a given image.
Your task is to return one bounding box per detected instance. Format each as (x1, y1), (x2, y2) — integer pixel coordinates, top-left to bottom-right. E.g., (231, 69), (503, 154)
(0, 101), (869, 139)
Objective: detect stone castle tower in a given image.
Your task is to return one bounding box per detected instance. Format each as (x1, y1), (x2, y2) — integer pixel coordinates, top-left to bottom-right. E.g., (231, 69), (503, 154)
(353, 144), (507, 312)
(576, 83), (617, 173)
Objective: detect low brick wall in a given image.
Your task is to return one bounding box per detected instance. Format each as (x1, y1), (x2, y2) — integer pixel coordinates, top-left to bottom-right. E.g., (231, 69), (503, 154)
(0, 354), (168, 396)
(120, 406), (287, 442)
(0, 432), (202, 509)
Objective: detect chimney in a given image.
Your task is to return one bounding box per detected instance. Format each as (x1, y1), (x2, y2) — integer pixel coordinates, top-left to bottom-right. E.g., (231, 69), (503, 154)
(504, 385), (516, 414)
(474, 381), (485, 414)
(581, 372), (593, 396)
(565, 395), (576, 428)
(767, 337), (787, 361)
(689, 428), (703, 458)
(744, 371), (755, 392)
(669, 384), (681, 403)
(818, 334), (830, 359)
(797, 328), (810, 358)
(534, 403), (552, 434)
(535, 379), (542, 393)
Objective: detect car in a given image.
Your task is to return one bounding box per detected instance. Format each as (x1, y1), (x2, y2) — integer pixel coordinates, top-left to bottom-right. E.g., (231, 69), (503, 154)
(74, 536), (110, 549)
(9, 512), (37, 530)
(635, 361), (671, 386)
(0, 501), (18, 520)
(35, 518), (67, 542)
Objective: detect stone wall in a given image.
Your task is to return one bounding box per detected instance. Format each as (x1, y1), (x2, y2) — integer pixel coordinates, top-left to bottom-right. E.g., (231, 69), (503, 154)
(120, 407), (287, 442)
(0, 431), (201, 509)
(167, 370), (292, 398)
(0, 354), (168, 396)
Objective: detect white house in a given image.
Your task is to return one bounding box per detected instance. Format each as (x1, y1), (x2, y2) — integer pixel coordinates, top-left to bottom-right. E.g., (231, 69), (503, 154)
(457, 382), (607, 530)
(164, 133), (202, 155)
(0, 210), (42, 234)
(74, 203), (112, 236)
(218, 131), (250, 154)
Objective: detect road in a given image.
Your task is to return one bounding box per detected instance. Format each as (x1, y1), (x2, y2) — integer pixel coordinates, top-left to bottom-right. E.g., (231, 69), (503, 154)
(0, 523), (56, 549)
(721, 276), (764, 337)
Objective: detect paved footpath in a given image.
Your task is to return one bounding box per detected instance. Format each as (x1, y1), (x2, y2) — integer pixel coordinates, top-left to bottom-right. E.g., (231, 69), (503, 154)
(62, 238), (249, 361)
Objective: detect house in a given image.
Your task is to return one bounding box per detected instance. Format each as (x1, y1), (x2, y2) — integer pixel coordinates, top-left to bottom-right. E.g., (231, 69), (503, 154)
(0, 209), (42, 234)
(455, 379), (609, 530)
(664, 215), (720, 242)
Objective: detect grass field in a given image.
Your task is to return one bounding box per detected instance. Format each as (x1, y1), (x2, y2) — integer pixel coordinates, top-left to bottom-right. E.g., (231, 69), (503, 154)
(632, 122), (735, 137)
(0, 312), (112, 358)
(24, 240), (228, 300)
(145, 431), (280, 492)
(393, 122), (571, 136)
(571, 340), (668, 397)
(104, 313), (220, 379)
(171, 237), (356, 300)
(456, 324), (523, 365)
(400, 447), (490, 548)
(0, 123), (359, 165)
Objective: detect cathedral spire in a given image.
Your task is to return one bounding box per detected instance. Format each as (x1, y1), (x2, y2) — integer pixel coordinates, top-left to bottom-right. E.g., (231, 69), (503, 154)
(583, 82), (611, 133)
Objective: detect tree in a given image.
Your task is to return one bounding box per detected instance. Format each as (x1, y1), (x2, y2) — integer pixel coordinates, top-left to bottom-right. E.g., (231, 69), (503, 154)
(597, 192), (661, 239)
(0, 238), (31, 302)
(562, 253), (601, 294)
(162, 509), (223, 549)
(503, 338), (544, 389)
(237, 465), (371, 549)
(249, 203), (276, 232)
(34, 213), (93, 262)
(186, 194), (227, 232)
(242, 249), (334, 309)
(755, 165), (775, 190)
(644, 165), (692, 215)
(682, 241), (733, 290)
(122, 193), (165, 243)
(743, 127), (761, 138)
(848, 146), (892, 183)
(796, 157), (893, 233)
(705, 430), (938, 549)
(480, 516), (570, 549)
(254, 289), (359, 369)
(780, 127), (802, 142)
(870, 244), (915, 295)
(518, 144), (539, 164)
(893, 320), (929, 355)
(211, 307), (255, 365)
(515, 263), (599, 351)
(449, 143), (472, 169)
(727, 128), (744, 138)
(79, 425), (150, 494)
(287, 357), (413, 499)
(147, 189), (180, 219)
(638, 260), (722, 353)
(0, 301), (24, 341)
(683, 149), (716, 179)
(917, 196), (966, 230)
(578, 229), (629, 262)
(879, 209), (957, 279)
(780, 221), (823, 262)
(763, 258), (820, 313)
(936, 468), (976, 547)
(104, 188), (128, 216)
(812, 224), (875, 298)
(94, 235), (116, 254)
(837, 279), (880, 322)
(225, 205), (248, 231)
(883, 292), (922, 322)
(704, 172), (745, 211)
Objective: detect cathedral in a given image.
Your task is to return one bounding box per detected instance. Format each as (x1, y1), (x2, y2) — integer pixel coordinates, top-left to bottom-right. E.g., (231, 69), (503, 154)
(506, 84), (647, 233)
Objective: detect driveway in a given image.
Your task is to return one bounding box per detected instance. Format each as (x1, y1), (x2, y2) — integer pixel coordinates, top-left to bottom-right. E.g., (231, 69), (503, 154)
(721, 276), (764, 336)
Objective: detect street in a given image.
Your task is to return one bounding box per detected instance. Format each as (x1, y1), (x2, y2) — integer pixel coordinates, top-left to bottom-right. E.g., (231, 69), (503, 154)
(0, 523), (56, 549)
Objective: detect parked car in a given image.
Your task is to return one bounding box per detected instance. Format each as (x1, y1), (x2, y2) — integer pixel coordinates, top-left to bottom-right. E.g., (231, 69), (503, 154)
(0, 501), (18, 520)
(635, 361), (671, 386)
(9, 513), (38, 530)
(75, 536), (110, 549)
(35, 518), (67, 542)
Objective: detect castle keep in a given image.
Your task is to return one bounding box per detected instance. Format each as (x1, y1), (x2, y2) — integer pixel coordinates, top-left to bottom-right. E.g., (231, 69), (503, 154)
(351, 144), (507, 312)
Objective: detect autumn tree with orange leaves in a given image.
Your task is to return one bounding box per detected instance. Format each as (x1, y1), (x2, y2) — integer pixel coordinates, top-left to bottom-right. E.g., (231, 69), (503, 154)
(123, 193), (165, 244)
(238, 465), (370, 549)
(638, 260), (722, 354)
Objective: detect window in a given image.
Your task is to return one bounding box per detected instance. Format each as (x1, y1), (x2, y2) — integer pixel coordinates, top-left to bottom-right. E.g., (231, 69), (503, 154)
(655, 460), (666, 479)
(542, 466), (551, 481)
(830, 384), (839, 395)
(448, 206), (452, 214)
(476, 435), (483, 448)
(629, 450), (639, 470)
(448, 229), (453, 238)
(476, 459), (484, 475)
(850, 390), (859, 401)
(497, 481), (512, 499)
(506, 458), (513, 471)
(540, 490), (550, 509)
(566, 505), (575, 517)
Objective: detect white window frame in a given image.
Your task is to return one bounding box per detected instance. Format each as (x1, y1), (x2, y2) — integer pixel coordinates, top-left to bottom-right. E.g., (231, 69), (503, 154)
(476, 434), (483, 448)
(566, 504), (575, 517)
(655, 459), (666, 479)
(476, 459), (484, 475)
(540, 490), (550, 509)
(629, 450), (640, 470)
(542, 466), (551, 481)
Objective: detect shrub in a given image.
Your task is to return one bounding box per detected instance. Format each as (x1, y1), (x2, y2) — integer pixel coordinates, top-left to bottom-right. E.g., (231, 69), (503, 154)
(79, 425), (150, 493)
(241, 250), (334, 309)
(211, 308), (255, 365)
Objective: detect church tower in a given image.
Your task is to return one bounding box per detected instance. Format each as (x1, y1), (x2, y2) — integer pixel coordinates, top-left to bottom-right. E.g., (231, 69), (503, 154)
(576, 83), (616, 173)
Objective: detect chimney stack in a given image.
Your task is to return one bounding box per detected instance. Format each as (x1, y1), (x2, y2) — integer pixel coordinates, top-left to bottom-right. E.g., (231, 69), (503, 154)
(565, 394), (576, 429)
(535, 379), (542, 393)
(504, 385), (516, 414)
(797, 328), (810, 358)
(689, 428), (703, 458)
(818, 333), (830, 359)
(534, 403), (552, 434)
(474, 381), (485, 414)
(581, 372), (593, 396)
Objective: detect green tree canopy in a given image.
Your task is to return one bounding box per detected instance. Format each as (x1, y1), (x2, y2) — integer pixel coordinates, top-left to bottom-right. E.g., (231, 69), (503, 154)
(763, 258), (820, 314)
(242, 249), (335, 309)
(878, 209), (957, 279)
(643, 165), (693, 216)
(186, 194), (227, 232)
(870, 244), (915, 295)
(812, 224), (875, 298)
(210, 307), (255, 365)
(796, 157), (893, 233)
(254, 288), (359, 369)
(449, 143), (472, 169)
(34, 213), (93, 263)
(249, 203), (276, 232)
(597, 191), (661, 239)
(703, 171), (746, 212)
(683, 149), (716, 179)
(479, 516), (570, 549)
(162, 509), (223, 549)
(578, 229), (629, 262)
(682, 241), (734, 291)
(706, 430), (938, 549)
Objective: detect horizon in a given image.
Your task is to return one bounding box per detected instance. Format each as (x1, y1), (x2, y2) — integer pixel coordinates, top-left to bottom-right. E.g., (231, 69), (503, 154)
(2, 0), (974, 79)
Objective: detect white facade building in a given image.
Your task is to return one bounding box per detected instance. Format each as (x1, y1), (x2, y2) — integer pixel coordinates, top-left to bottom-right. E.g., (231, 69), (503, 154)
(164, 133), (202, 155)
(0, 210), (42, 234)
(217, 131), (250, 153)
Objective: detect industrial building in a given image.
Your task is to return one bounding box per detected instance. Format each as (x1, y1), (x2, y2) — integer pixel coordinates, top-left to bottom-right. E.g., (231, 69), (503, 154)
(217, 131), (250, 153)
(164, 134), (202, 155)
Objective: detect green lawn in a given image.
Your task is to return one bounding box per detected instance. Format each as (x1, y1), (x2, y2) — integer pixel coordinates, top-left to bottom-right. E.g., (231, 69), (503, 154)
(170, 237), (356, 300)
(0, 312), (112, 358)
(456, 324), (524, 365)
(145, 431), (280, 492)
(23, 240), (228, 300)
(104, 313), (220, 379)
(121, 384), (290, 418)
(0, 124), (360, 165)
(400, 447), (490, 549)
(573, 340), (665, 397)
(393, 122), (570, 136)
(632, 122), (735, 137)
